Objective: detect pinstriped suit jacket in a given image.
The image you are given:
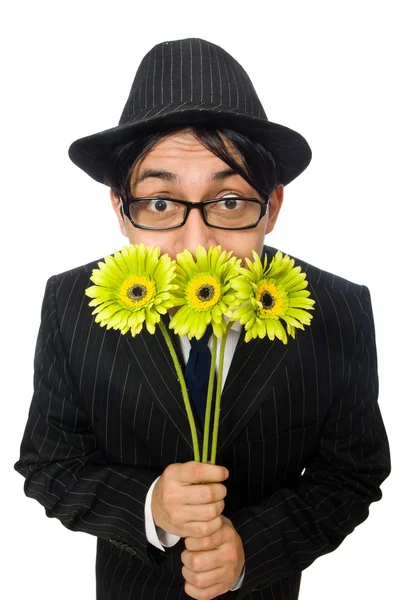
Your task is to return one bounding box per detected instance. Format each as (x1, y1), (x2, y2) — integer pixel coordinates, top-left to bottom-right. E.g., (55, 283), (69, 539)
(15, 245), (390, 600)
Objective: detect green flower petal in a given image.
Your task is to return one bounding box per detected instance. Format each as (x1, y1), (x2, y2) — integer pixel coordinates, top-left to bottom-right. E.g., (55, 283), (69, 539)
(231, 277), (252, 294)
(274, 321), (288, 344)
(146, 246), (161, 274)
(85, 243), (177, 336)
(130, 322), (144, 337)
(243, 331), (250, 342)
(265, 318), (276, 340)
(212, 321), (224, 339)
(251, 251), (263, 280)
(90, 269), (121, 288)
(195, 245), (209, 271)
(176, 249), (200, 276)
(289, 297), (315, 309)
(231, 250), (315, 344)
(287, 308), (313, 323)
(169, 245), (246, 339)
(289, 289), (311, 298)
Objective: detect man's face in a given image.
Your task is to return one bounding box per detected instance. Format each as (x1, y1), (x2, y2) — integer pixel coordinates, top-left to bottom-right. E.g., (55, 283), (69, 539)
(111, 131), (283, 261)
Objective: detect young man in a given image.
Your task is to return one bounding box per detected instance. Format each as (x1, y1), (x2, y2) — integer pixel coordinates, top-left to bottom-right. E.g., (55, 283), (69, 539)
(15, 38), (390, 600)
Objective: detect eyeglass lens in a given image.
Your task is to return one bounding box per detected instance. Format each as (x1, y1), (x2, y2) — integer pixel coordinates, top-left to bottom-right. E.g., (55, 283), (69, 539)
(128, 198), (263, 229)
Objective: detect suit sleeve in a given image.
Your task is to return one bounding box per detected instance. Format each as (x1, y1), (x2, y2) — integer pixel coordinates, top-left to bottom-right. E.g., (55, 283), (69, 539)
(229, 285), (391, 597)
(14, 276), (161, 568)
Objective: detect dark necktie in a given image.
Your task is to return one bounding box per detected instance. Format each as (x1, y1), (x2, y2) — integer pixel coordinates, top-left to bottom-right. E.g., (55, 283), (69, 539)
(185, 326), (217, 427)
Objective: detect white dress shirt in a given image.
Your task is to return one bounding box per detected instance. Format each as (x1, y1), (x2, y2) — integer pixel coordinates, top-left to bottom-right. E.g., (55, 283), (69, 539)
(144, 320), (245, 591)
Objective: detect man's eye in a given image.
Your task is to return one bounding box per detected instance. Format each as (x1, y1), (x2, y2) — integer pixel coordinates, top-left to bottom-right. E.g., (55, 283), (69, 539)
(217, 194), (243, 210)
(147, 198), (175, 212)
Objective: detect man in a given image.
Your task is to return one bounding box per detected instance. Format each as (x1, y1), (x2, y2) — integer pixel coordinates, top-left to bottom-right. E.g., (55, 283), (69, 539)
(14, 38), (390, 600)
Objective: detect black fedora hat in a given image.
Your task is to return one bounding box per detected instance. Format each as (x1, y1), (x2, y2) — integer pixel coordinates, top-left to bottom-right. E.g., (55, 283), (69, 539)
(68, 38), (311, 186)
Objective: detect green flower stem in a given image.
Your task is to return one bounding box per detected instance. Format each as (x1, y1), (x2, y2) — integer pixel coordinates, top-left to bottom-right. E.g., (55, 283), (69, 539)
(210, 321), (233, 464)
(202, 335), (218, 464)
(158, 320), (201, 462)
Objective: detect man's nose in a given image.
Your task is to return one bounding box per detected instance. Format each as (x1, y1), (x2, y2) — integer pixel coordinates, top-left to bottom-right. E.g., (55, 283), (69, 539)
(177, 205), (217, 254)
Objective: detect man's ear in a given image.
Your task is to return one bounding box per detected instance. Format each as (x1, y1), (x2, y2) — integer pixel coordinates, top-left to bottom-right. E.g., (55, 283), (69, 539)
(110, 190), (128, 238)
(266, 184), (284, 234)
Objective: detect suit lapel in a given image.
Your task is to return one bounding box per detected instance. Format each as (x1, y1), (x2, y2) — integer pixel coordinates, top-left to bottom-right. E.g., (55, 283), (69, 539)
(216, 326), (289, 453)
(120, 316), (204, 454)
(216, 244), (289, 453)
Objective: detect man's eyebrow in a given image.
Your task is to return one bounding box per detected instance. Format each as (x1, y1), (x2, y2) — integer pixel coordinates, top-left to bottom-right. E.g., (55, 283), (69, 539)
(132, 167), (238, 189)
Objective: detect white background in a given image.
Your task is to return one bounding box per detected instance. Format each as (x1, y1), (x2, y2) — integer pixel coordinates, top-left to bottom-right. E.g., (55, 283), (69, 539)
(2, 1), (395, 598)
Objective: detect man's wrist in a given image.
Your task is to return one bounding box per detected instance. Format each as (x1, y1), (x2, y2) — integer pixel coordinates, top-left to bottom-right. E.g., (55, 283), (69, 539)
(145, 476), (180, 551)
(230, 565), (245, 591)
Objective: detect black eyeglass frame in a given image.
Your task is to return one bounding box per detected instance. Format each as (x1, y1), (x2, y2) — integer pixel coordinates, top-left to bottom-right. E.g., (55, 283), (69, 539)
(120, 195), (270, 231)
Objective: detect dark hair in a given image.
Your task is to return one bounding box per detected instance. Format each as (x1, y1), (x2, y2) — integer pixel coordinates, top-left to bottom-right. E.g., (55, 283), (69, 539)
(103, 123), (280, 204)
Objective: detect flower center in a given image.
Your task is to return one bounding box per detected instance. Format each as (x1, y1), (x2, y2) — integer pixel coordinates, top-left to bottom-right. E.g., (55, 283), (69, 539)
(197, 284), (214, 301)
(187, 275), (221, 310)
(127, 284), (147, 301)
(256, 280), (284, 316)
(118, 275), (155, 309)
(260, 291), (275, 309)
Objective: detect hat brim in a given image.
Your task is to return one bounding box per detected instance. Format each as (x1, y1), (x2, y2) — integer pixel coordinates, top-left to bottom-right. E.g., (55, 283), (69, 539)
(68, 105), (311, 187)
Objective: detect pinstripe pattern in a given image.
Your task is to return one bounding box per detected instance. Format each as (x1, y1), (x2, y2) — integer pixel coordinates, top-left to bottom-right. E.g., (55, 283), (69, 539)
(120, 38), (266, 125)
(14, 245), (390, 599)
(68, 39), (312, 188)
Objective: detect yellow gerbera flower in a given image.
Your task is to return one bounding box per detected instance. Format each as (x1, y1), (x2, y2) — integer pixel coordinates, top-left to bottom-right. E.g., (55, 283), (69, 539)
(230, 250), (315, 343)
(169, 245), (241, 339)
(85, 244), (178, 336)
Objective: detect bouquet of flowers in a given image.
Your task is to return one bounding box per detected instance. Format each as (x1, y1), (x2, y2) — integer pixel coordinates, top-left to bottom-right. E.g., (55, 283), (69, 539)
(85, 244), (315, 463)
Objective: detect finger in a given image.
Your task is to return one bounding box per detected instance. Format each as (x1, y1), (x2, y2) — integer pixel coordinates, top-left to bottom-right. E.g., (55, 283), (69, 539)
(185, 527), (225, 551)
(182, 565), (224, 588)
(181, 548), (222, 572)
(183, 516), (223, 538)
(172, 501), (223, 527)
(181, 500), (224, 523)
(177, 461), (229, 485)
(184, 482), (227, 505)
(184, 580), (226, 600)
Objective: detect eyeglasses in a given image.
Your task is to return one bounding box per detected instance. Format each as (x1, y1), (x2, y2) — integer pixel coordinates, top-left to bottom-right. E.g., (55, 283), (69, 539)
(120, 195), (270, 231)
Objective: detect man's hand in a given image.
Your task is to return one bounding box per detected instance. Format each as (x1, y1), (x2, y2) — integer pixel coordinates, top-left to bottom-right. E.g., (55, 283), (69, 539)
(181, 516), (245, 600)
(151, 462), (228, 538)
